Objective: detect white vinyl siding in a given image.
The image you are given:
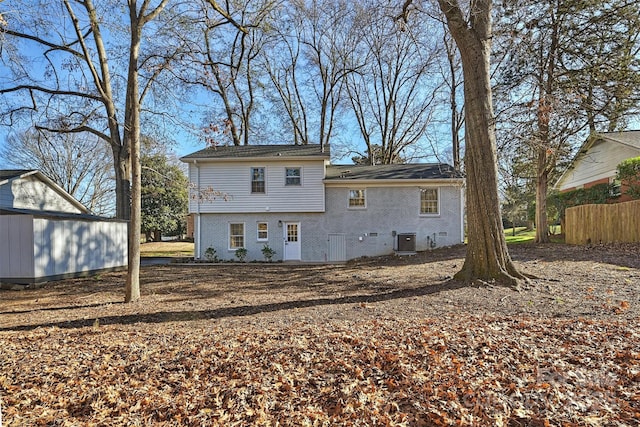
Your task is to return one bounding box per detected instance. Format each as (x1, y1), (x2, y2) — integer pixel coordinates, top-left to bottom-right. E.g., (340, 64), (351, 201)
(1, 215), (127, 283)
(188, 160), (325, 213)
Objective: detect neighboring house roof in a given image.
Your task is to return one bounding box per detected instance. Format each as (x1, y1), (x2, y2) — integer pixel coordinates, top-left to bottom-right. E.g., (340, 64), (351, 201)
(0, 169), (34, 184)
(181, 144), (330, 161)
(0, 207), (124, 222)
(554, 131), (640, 191)
(0, 169), (91, 214)
(325, 164), (463, 182)
(599, 130), (640, 149)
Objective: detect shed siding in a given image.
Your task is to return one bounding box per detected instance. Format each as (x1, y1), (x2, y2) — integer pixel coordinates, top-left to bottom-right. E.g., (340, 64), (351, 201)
(0, 215), (35, 279)
(5, 175), (83, 213)
(188, 160), (326, 213)
(558, 140), (640, 191)
(33, 218), (128, 278)
(1, 216), (127, 285)
(0, 184), (14, 208)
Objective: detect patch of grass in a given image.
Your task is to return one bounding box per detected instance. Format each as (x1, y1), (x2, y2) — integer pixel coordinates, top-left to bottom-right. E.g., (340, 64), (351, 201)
(140, 241), (194, 257)
(503, 227), (564, 245)
(504, 228), (535, 244)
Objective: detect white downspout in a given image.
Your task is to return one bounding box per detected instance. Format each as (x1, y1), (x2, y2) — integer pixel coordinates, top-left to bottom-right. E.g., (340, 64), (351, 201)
(195, 160), (202, 259)
(460, 184), (465, 243)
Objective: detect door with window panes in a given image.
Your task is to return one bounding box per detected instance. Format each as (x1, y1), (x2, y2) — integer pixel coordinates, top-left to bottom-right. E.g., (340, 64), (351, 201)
(283, 222), (301, 260)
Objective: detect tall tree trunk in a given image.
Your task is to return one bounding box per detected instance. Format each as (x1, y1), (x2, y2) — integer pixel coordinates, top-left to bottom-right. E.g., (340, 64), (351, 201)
(125, 1), (142, 303)
(534, 2), (559, 244)
(444, 31), (462, 171)
(122, 0), (168, 302)
(112, 144), (131, 220)
(535, 153), (550, 243)
(438, 0), (526, 287)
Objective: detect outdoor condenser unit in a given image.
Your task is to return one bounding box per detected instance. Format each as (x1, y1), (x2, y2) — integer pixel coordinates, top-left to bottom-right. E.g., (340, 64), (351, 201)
(397, 233), (416, 252)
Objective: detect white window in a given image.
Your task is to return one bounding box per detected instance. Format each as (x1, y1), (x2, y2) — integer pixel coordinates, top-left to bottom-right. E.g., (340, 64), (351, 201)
(348, 189), (366, 208)
(229, 223), (245, 249)
(285, 167), (301, 186)
(257, 222), (268, 241)
(420, 188), (439, 215)
(251, 167), (265, 193)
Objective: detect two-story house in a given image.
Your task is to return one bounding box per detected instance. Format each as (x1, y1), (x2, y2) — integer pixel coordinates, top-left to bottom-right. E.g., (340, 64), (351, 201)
(181, 145), (465, 262)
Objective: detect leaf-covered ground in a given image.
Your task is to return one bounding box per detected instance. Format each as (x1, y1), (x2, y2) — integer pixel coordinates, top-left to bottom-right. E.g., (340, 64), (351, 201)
(1, 243), (639, 426)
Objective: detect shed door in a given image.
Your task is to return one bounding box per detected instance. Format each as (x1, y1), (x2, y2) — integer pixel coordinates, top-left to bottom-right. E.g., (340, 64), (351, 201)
(327, 234), (346, 262)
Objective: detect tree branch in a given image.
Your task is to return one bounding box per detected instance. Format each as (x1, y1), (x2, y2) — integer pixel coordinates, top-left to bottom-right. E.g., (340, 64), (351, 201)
(0, 85), (103, 102)
(35, 124), (111, 145)
(204, 0), (249, 34)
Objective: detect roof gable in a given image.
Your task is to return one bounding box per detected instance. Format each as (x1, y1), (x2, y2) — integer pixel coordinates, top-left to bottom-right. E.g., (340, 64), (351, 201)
(0, 169), (90, 214)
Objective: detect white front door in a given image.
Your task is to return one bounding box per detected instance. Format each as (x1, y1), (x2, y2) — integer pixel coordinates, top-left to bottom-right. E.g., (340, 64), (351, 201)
(283, 222), (301, 260)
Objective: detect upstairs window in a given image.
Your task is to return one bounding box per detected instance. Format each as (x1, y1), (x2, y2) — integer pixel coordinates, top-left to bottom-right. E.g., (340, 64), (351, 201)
(348, 189), (366, 208)
(251, 167), (265, 193)
(285, 167), (301, 186)
(420, 188), (439, 215)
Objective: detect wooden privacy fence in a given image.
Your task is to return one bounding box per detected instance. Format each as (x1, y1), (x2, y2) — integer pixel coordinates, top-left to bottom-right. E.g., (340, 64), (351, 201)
(565, 199), (640, 244)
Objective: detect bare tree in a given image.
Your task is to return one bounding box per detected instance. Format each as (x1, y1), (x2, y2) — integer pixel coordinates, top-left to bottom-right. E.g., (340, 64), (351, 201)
(0, 0), (176, 302)
(1, 129), (114, 215)
(0, 0), (183, 222)
(176, 0), (270, 147)
(441, 28), (464, 171)
(345, 1), (442, 164)
(262, 0), (355, 147)
(494, 0), (640, 243)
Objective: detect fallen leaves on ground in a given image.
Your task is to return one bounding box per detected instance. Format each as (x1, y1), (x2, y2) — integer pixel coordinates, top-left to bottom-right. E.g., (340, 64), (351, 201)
(2, 315), (639, 426)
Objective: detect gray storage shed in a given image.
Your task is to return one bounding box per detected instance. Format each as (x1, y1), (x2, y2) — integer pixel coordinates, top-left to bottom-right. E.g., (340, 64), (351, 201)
(0, 170), (127, 288)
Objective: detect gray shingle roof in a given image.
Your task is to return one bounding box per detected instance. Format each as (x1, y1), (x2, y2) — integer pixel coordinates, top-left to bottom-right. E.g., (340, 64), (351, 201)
(601, 130), (640, 149)
(181, 144), (330, 161)
(0, 169), (35, 182)
(325, 164), (462, 180)
(0, 207), (123, 221)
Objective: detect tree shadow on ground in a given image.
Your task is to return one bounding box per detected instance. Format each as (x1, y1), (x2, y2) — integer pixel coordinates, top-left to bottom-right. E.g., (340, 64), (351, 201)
(0, 279), (468, 332)
(0, 301), (121, 316)
(508, 243), (640, 269)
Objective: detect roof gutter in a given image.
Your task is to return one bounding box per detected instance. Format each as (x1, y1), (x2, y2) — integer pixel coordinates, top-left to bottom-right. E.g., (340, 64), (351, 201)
(323, 178), (464, 186)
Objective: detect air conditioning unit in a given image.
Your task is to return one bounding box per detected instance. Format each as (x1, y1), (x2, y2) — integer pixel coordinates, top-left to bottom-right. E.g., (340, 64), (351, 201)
(397, 233), (416, 252)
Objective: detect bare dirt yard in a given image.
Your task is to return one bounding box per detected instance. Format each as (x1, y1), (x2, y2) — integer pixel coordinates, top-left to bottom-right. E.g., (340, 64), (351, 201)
(1, 243), (639, 426)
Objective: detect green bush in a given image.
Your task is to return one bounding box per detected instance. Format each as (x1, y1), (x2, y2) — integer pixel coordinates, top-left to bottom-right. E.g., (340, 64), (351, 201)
(547, 183), (615, 221)
(261, 244), (276, 262)
(616, 156), (640, 199)
(204, 247), (218, 262)
(234, 247), (248, 262)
